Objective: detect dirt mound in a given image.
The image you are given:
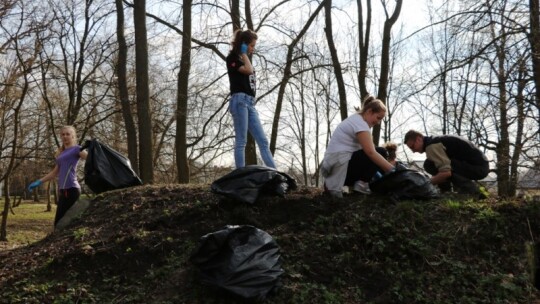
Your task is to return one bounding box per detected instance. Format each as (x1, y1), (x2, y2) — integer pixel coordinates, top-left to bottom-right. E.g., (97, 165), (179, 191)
(1, 184), (539, 303)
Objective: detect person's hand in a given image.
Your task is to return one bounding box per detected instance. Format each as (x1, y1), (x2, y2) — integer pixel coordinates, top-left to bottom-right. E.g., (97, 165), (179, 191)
(80, 139), (91, 151)
(240, 43), (248, 54)
(385, 167), (396, 175)
(28, 180), (42, 192)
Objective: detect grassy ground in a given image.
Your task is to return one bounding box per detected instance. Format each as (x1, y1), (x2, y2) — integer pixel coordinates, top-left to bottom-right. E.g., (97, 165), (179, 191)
(0, 201), (55, 250)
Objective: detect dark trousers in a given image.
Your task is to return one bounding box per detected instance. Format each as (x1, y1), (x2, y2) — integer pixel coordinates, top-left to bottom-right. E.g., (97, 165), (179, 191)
(423, 158), (489, 181)
(54, 187), (80, 226)
(344, 147), (388, 186)
(424, 158), (489, 194)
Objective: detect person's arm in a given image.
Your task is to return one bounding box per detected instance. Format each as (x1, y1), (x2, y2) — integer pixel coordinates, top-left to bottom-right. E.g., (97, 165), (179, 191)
(28, 164), (59, 191)
(237, 43), (254, 75)
(79, 150), (88, 160)
(425, 144), (452, 184)
(430, 171), (452, 184)
(40, 165), (60, 183)
(237, 53), (254, 75)
(356, 131), (394, 173)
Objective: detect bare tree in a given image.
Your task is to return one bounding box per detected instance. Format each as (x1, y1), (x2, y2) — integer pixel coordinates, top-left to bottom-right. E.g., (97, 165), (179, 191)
(0, 0), (41, 240)
(115, 0), (139, 174)
(356, 0), (372, 100)
(175, 0), (192, 183)
(324, 0), (348, 120)
(529, 0), (540, 113)
(372, 0), (402, 146)
(269, 1), (325, 154)
(133, 0), (154, 183)
(415, 0), (536, 196)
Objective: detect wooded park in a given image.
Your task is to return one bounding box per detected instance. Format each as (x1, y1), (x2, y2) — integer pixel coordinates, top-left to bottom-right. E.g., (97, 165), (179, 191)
(0, 0), (540, 304)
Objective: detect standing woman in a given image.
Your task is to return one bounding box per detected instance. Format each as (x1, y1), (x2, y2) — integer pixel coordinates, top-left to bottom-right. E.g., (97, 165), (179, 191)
(321, 96), (395, 198)
(28, 125), (87, 227)
(226, 29), (276, 169)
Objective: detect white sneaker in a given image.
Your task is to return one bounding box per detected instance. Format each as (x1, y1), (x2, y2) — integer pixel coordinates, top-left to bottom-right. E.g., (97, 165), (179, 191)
(353, 180), (371, 194)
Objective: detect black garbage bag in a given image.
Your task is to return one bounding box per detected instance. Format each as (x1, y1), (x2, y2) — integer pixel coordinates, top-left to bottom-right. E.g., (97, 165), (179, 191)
(369, 168), (439, 201)
(82, 139), (142, 194)
(211, 165), (297, 204)
(190, 225), (284, 301)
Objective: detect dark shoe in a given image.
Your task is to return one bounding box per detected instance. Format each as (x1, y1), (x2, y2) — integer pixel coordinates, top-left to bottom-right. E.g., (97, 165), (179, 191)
(451, 173), (482, 197)
(453, 181), (480, 195)
(438, 181), (452, 193)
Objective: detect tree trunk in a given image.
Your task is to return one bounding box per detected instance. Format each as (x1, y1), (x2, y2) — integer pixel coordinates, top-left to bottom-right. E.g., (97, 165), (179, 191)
(176, 0), (192, 183)
(529, 0), (540, 113)
(324, 0), (348, 120)
(115, 0), (139, 174)
(373, 0), (402, 146)
(47, 182), (52, 212)
(0, 42), (30, 240)
(357, 0), (372, 100)
(1, 179), (10, 241)
(133, 0), (154, 184)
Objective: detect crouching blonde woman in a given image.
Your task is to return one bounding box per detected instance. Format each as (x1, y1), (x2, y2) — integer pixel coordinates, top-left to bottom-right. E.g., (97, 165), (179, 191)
(321, 96), (395, 198)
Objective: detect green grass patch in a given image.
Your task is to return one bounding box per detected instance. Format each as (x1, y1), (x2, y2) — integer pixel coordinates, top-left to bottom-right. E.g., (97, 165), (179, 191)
(0, 201), (55, 249)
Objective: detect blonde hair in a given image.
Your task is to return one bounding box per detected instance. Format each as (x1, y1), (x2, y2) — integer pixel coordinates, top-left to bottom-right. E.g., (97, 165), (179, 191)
(356, 95), (387, 115)
(55, 125), (77, 157)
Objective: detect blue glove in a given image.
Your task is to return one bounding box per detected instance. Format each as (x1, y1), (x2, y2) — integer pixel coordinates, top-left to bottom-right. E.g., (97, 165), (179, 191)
(240, 43), (248, 54)
(28, 180), (42, 192)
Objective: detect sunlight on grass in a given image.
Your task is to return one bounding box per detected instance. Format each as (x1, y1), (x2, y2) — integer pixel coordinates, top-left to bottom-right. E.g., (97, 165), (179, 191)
(443, 199), (463, 209)
(0, 200), (55, 250)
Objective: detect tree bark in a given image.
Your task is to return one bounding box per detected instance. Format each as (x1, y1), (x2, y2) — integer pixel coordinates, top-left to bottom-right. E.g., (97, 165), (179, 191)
(357, 0), (371, 100)
(373, 0), (402, 146)
(529, 0), (540, 114)
(115, 0), (139, 174)
(324, 0), (348, 120)
(176, 0), (192, 183)
(133, 0), (154, 183)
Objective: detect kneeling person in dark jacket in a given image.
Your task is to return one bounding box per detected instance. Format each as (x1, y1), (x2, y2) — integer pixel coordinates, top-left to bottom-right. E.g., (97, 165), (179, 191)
(404, 130), (489, 196)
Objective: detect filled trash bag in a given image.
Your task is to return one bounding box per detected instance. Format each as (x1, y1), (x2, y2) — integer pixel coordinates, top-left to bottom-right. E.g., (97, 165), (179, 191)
(190, 225), (284, 301)
(211, 165), (297, 204)
(369, 168), (439, 200)
(82, 139), (142, 194)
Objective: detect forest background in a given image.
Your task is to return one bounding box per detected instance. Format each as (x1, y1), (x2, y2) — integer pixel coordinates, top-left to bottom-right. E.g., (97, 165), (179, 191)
(1, 0), (539, 238)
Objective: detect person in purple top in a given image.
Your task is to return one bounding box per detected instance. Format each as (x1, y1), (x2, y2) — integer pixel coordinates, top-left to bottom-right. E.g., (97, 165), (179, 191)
(28, 125), (88, 227)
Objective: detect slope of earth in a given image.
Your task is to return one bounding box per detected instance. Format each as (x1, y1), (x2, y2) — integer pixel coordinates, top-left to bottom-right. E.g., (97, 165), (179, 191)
(1, 184), (539, 303)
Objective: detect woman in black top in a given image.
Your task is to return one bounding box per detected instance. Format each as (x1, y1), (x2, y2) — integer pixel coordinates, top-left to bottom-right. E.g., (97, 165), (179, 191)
(226, 29), (276, 169)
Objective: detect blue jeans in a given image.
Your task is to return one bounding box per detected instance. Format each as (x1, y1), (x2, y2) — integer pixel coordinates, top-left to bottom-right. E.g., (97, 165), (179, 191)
(229, 93), (276, 169)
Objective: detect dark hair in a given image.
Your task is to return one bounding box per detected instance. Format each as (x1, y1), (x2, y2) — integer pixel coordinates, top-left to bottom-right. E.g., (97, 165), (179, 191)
(403, 130), (423, 144)
(357, 95), (386, 114)
(231, 29), (258, 54)
(383, 142), (398, 161)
